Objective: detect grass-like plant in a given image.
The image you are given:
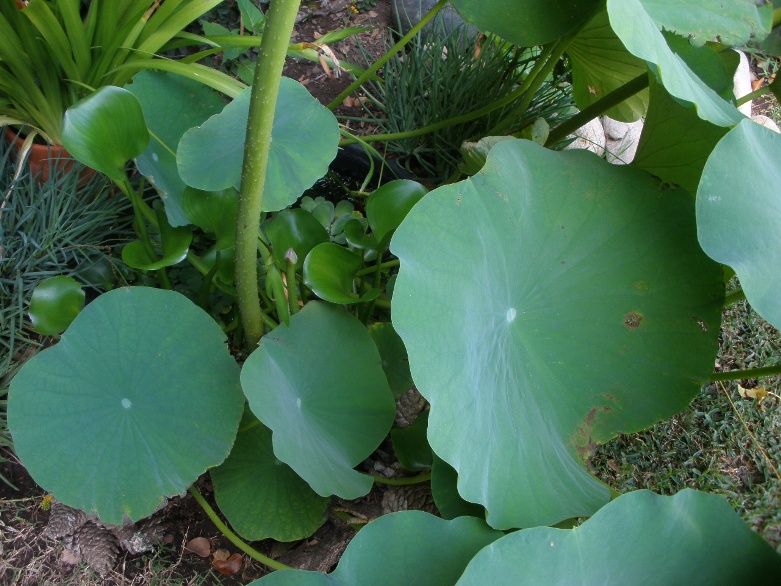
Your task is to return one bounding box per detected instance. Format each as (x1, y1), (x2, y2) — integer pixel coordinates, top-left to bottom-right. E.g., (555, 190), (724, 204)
(0, 141), (133, 486)
(356, 23), (574, 180)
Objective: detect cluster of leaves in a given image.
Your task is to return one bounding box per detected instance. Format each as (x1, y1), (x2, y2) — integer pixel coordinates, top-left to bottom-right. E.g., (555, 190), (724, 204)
(5, 0), (781, 582)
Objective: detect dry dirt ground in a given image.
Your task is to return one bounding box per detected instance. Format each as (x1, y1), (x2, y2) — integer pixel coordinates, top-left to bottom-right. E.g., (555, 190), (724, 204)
(1, 2), (398, 584)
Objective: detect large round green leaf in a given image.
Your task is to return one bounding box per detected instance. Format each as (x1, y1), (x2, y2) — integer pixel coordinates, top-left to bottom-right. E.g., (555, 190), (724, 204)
(250, 511), (502, 586)
(567, 9), (649, 122)
(211, 409), (329, 542)
(177, 78), (340, 212)
(606, 0), (766, 127)
(241, 302), (396, 500)
(697, 119), (781, 329)
(126, 70), (227, 227)
(456, 490), (781, 584)
(450, 0), (601, 46)
(391, 139), (723, 529)
(62, 86), (149, 182)
(8, 287), (244, 524)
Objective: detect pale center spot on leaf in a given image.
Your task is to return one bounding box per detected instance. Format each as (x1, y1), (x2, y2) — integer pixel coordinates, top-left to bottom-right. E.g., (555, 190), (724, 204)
(121, 398), (132, 409)
(506, 308), (517, 323)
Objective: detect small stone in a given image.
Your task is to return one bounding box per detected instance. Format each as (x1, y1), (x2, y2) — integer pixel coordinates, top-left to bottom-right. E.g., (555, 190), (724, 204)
(565, 117), (606, 156)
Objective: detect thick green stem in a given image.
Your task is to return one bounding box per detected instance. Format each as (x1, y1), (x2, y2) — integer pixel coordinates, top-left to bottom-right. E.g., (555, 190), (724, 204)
(545, 73), (649, 147)
(188, 486), (292, 572)
(326, 0), (450, 110)
(710, 364), (781, 382)
(235, 0), (301, 348)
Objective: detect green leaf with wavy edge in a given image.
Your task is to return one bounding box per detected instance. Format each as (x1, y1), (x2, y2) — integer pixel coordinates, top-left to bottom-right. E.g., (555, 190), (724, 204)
(391, 139), (723, 529)
(121, 209), (192, 271)
(211, 409), (329, 542)
(697, 119), (781, 329)
(633, 75), (728, 193)
(241, 302), (396, 500)
(61, 86), (149, 182)
(28, 276), (84, 335)
(606, 0), (765, 127)
(456, 490), (781, 585)
(449, 0), (601, 46)
(249, 511), (502, 586)
(126, 70), (226, 227)
(368, 322), (413, 398)
(431, 455), (485, 520)
(177, 77), (340, 212)
(8, 287), (244, 524)
(267, 208), (330, 270)
(303, 242), (376, 304)
(567, 9), (649, 122)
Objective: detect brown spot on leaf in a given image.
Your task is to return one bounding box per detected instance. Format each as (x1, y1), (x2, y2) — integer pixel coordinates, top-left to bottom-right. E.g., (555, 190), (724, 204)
(572, 405), (613, 460)
(624, 312), (643, 329)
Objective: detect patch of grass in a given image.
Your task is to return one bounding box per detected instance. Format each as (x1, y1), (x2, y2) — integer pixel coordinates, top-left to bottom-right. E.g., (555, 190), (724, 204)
(356, 22), (574, 181)
(0, 140), (134, 489)
(591, 289), (781, 551)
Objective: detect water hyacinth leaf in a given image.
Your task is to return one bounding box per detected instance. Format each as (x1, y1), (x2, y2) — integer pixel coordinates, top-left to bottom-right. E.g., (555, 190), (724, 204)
(365, 180), (428, 246)
(391, 409), (432, 471)
(178, 78), (340, 212)
(449, 0), (601, 46)
(241, 302), (396, 500)
(8, 287), (244, 524)
(391, 139), (723, 529)
(606, 0), (763, 126)
(633, 75), (728, 193)
(126, 71), (226, 227)
(567, 9), (649, 122)
(28, 276), (84, 335)
(61, 86), (149, 182)
(122, 209), (192, 271)
(182, 187), (239, 250)
(342, 218), (379, 252)
(303, 242), (375, 304)
(267, 208), (330, 269)
(211, 410), (329, 542)
(368, 322), (413, 398)
(249, 511), (502, 586)
(697, 119), (781, 328)
(456, 490), (781, 585)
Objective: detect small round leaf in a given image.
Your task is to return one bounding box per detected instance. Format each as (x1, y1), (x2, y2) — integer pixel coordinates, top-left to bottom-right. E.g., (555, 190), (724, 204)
(266, 208), (330, 269)
(29, 276), (85, 335)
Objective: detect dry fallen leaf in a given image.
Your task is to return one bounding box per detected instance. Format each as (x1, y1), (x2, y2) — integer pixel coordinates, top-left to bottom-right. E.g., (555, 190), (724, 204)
(184, 536), (211, 558)
(212, 548), (231, 561)
(738, 384), (768, 403)
(213, 553), (243, 575)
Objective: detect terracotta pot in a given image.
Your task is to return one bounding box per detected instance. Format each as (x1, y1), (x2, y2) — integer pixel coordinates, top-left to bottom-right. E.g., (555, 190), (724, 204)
(4, 127), (96, 185)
